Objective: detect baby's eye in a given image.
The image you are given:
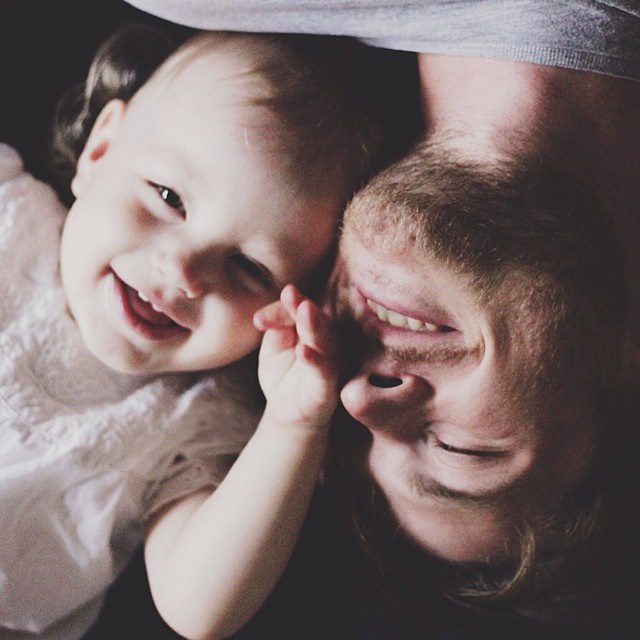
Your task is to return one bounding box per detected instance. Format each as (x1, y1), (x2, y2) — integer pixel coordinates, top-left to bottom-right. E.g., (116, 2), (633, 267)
(150, 182), (186, 217)
(227, 254), (276, 295)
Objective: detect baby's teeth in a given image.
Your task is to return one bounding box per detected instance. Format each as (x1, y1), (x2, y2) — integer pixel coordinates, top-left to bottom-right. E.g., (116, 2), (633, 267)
(138, 291), (149, 302)
(152, 304), (162, 312)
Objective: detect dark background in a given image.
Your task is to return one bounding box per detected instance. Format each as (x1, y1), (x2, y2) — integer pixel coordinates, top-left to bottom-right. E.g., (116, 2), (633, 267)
(0, 0), (194, 181)
(0, 0), (422, 185)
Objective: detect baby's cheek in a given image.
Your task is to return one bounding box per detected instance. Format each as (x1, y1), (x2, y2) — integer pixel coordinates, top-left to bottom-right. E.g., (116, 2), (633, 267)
(183, 308), (261, 370)
(223, 308), (264, 355)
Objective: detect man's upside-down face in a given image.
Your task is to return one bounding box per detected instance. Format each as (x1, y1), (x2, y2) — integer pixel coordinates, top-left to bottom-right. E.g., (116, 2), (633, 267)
(333, 228), (596, 562)
(330, 142), (621, 563)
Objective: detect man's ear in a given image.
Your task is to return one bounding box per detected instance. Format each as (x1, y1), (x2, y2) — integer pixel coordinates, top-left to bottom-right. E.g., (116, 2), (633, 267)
(71, 99), (126, 197)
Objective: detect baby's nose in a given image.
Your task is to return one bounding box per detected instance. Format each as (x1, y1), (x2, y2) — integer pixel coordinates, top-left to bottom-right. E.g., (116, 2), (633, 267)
(151, 247), (206, 299)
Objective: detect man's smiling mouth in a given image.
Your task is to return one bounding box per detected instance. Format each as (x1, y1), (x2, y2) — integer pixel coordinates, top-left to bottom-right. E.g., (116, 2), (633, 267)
(365, 298), (445, 333)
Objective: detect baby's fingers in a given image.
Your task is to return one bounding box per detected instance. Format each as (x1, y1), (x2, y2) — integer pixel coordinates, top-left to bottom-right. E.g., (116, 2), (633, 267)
(253, 300), (294, 331)
(295, 299), (336, 359)
(279, 284), (305, 318)
(254, 285), (304, 331)
(296, 342), (335, 376)
(260, 325), (297, 356)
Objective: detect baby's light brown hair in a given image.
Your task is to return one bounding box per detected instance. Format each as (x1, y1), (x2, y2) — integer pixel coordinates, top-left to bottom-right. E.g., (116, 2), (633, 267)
(51, 24), (384, 209)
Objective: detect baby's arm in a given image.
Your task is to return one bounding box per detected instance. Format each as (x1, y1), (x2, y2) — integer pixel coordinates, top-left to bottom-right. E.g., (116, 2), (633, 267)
(144, 285), (337, 640)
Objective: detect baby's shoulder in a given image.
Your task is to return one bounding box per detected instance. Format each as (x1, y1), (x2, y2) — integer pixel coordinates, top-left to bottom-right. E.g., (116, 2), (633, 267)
(0, 144), (66, 261)
(0, 144), (23, 183)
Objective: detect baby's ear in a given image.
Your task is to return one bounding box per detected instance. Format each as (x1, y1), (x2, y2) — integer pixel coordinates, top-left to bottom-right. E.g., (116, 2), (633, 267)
(71, 99), (126, 197)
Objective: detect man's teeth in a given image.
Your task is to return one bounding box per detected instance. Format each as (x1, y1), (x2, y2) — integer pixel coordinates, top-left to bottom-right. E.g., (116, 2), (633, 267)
(137, 291), (163, 314)
(366, 298), (440, 332)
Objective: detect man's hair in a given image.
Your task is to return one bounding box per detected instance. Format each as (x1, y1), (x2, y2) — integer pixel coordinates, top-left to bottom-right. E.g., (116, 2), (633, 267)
(328, 410), (640, 628)
(336, 138), (636, 624)
(50, 24), (384, 207)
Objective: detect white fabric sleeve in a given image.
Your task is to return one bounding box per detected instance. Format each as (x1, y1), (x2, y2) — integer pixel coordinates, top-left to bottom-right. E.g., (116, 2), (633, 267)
(141, 363), (263, 521)
(0, 144), (23, 183)
(143, 450), (238, 520)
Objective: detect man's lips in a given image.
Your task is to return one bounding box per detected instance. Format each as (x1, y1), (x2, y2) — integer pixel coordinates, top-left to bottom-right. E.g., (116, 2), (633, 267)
(365, 297), (442, 332)
(356, 289), (454, 334)
(112, 272), (189, 341)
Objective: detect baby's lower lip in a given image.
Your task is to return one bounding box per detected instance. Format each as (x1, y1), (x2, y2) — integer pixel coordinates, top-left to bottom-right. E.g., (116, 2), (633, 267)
(112, 272), (188, 341)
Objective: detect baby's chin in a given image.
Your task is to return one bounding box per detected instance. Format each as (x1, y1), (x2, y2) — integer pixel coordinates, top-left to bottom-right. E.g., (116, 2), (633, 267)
(77, 328), (166, 376)
(87, 342), (159, 376)
(80, 315), (262, 376)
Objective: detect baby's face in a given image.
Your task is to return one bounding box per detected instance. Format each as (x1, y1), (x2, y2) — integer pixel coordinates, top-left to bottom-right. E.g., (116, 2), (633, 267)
(60, 46), (340, 374)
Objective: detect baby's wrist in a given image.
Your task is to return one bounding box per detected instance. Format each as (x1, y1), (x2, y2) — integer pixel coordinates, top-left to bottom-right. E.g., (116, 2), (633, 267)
(262, 404), (334, 437)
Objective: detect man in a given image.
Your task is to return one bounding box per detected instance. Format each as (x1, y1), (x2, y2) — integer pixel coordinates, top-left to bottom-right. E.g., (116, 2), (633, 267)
(328, 133), (634, 624)
(336, 52), (640, 542)
(109, 0), (640, 636)
(227, 88), (637, 636)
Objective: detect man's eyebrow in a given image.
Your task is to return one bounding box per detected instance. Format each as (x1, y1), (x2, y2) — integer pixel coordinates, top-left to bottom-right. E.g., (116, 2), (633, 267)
(407, 473), (516, 506)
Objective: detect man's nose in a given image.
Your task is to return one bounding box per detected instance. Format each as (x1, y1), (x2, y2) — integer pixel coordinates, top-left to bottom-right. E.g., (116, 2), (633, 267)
(340, 371), (434, 441)
(150, 244), (206, 299)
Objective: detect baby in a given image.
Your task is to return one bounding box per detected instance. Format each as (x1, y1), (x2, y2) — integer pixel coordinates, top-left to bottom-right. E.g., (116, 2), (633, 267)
(0, 25), (380, 640)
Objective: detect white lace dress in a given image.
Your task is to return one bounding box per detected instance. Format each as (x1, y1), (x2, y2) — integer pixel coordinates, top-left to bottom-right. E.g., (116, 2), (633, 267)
(0, 145), (261, 639)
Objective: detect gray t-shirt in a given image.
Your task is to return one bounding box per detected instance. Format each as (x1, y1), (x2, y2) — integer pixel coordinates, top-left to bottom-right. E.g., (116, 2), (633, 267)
(125, 0), (640, 81)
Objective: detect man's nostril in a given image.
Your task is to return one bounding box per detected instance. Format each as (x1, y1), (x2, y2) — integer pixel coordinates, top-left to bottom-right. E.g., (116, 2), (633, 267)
(368, 374), (402, 388)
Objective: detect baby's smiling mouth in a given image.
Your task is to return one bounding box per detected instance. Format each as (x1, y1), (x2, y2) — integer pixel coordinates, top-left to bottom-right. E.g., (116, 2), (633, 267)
(365, 298), (450, 333)
(127, 286), (178, 327)
(111, 270), (190, 341)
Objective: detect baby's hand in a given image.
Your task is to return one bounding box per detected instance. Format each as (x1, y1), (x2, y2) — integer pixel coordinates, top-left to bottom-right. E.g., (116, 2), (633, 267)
(253, 285), (338, 431)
